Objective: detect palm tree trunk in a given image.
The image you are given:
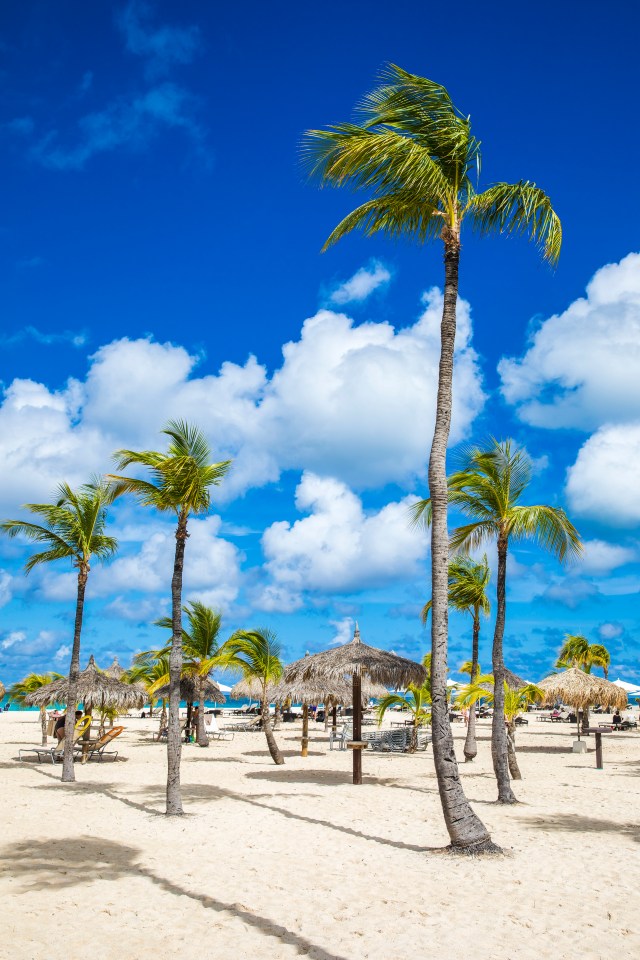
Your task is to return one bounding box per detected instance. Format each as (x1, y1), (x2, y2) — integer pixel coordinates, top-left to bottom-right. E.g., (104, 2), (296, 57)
(166, 511), (187, 816)
(409, 719), (418, 753)
(581, 706), (590, 736)
(61, 569), (87, 782)
(491, 536), (517, 803)
(261, 693), (284, 765)
(196, 675), (208, 747)
(506, 720), (521, 780)
(428, 232), (496, 852)
(40, 707), (47, 746)
(463, 613), (480, 762)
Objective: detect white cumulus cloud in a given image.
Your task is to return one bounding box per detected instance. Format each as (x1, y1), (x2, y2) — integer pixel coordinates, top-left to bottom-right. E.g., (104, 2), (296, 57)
(254, 473), (428, 612)
(329, 260), (391, 304)
(499, 252), (640, 429)
(0, 287), (484, 511)
(580, 539), (637, 574)
(565, 423), (640, 524)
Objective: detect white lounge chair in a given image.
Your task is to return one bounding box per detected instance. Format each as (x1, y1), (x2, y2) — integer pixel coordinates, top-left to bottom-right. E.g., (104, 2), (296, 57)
(205, 714), (234, 741)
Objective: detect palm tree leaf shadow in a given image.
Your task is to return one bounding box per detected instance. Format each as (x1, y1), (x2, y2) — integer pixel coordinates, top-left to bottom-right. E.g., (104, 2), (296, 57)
(519, 812), (640, 842)
(0, 836), (350, 960)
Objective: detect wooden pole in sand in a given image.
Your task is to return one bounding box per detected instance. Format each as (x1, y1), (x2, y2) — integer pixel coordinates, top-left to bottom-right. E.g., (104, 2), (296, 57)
(301, 702), (309, 757)
(352, 671), (363, 784)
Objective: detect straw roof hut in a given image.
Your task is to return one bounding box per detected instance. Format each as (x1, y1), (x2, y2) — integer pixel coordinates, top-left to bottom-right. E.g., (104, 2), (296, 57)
(230, 677), (278, 701)
(106, 657), (125, 679)
(282, 624), (425, 782)
(24, 656), (145, 711)
(0, 681), (5, 701)
(154, 676), (226, 704)
(536, 668), (627, 711)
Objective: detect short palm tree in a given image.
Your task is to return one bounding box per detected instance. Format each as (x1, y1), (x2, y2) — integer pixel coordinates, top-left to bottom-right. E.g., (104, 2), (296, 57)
(125, 651), (170, 726)
(376, 683), (431, 752)
(155, 600), (224, 747)
(109, 420), (231, 815)
(413, 439), (582, 803)
(457, 677), (542, 780)
(556, 634), (611, 732)
(422, 555), (490, 761)
(219, 628), (284, 764)
(8, 672), (63, 745)
(304, 64), (560, 854)
(0, 480), (117, 781)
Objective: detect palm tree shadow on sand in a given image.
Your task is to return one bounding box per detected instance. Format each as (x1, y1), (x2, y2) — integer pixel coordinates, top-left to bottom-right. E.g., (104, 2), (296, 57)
(519, 812), (639, 842)
(0, 836), (350, 960)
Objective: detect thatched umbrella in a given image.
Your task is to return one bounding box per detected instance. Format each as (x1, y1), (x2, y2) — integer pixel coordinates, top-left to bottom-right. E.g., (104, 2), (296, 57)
(154, 676), (227, 705)
(536, 668), (627, 740)
(0, 680), (5, 702)
(106, 657), (125, 679)
(281, 624), (426, 783)
(271, 675), (388, 757)
(230, 676), (277, 703)
(155, 676), (227, 737)
(25, 656), (145, 713)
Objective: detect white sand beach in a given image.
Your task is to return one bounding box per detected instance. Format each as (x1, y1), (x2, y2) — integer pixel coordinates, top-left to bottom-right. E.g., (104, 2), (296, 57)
(2, 710), (639, 960)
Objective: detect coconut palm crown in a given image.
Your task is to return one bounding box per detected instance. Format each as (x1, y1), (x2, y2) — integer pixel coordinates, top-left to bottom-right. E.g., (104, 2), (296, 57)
(0, 479), (117, 781)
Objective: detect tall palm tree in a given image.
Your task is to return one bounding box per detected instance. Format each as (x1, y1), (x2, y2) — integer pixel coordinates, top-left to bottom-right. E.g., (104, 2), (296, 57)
(0, 480), (117, 781)
(415, 439), (582, 803)
(376, 683), (431, 752)
(8, 672), (63, 745)
(219, 628), (284, 765)
(456, 677), (542, 780)
(109, 421), (231, 815)
(155, 601), (224, 747)
(422, 555), (490, 761)
(556, 634), (610, 733)
(304, 64), (560, 853)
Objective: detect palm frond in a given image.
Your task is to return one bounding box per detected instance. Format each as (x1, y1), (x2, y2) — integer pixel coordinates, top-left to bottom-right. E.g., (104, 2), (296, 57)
(507, 505), (582, 561)
(465, 180), (561, 265)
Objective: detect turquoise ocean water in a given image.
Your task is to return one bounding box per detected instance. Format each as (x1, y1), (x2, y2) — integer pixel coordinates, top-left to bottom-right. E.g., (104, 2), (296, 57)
(0, 697), (253, 712)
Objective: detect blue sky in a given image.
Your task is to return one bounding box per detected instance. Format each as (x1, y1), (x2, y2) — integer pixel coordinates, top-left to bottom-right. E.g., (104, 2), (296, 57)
(1, 0), (639, 686)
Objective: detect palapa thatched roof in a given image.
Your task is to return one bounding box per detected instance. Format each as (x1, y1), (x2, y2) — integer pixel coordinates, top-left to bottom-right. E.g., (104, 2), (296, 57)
(536, 668), (627, 710)
(230, 677), (277, 701)
(0, 681), (5, 701)
(24, 656), (145, 709)
(154, 675), (226, 704)
(281, 624), (426, 688)
(272, 676), (388, 705)
(106, 657), (125, 679)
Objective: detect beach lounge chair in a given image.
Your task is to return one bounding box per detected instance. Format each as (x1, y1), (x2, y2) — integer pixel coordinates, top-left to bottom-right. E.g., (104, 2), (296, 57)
(329, 723), (353, 750)
(73, 726), (124, 763)
(223, 715), (262, 733)
(204, 715), (234, 741)
(18, 715), (92, 764)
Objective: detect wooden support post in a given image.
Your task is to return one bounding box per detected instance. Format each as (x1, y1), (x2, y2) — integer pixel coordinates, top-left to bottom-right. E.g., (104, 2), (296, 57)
(353, 672), (362, 784)
(595, 731), (603, 769)
(301, 703), (309, 757)
(332, 704), (338, 735)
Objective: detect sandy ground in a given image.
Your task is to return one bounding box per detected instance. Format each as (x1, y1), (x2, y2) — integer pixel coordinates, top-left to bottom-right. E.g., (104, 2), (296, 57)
(1, 709), (639, 960)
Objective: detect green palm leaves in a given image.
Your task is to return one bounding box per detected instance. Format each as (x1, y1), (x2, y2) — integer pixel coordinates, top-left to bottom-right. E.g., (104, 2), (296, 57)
(303, 63), (560, 261)
(155, 601), (224, 682)
(0, 479), (118, 574)
(557, 634), (610, 678)
(110, 420), (231, 517)
(219, 628), (284, 689)
(422, 554), (491, 625)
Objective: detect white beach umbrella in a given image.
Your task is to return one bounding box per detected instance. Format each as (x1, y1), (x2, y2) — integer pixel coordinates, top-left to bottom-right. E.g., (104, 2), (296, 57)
(611, 678), (640, 693)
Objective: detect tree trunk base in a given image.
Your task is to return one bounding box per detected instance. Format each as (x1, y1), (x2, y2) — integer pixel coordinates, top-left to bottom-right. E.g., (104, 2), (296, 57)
(496, 792), (519, 805)
(447, 837), (503, 856)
